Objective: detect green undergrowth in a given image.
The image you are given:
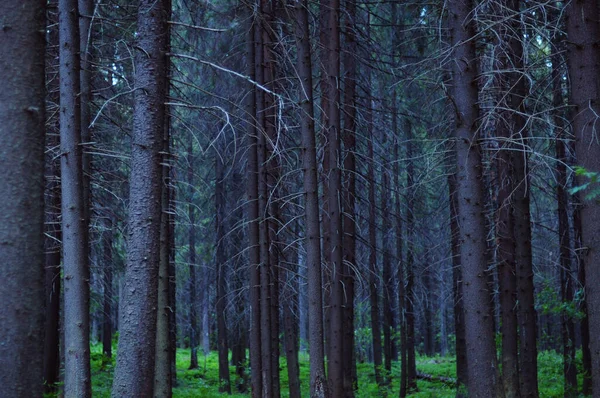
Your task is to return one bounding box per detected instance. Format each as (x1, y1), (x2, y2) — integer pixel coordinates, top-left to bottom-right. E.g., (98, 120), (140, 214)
(44, 345), (584, 397)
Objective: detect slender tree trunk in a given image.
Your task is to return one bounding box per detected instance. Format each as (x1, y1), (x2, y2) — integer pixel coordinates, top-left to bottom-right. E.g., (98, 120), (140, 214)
(43, 10), (62, 386)
(382, 130), (394, 378)
(448, 170), (468, 397)
(246, 5), (262, 396)
(396, 137), (408, 398)
(504, 2), (538, 395)
(155, 110), (173, 397)
(447, 1), (498, 395)
(553, 50), (577, 397)
(283, 219), (300, 398)
(59, 0), (92, 394)
(256, 2), (273, 393)
(102, 219), (114, 360)
(216, 149), (232, 393)
(0, 2), (46, 395)
(111, 0), (168, 395)
(492, 16), (520, 394)
(187, 147), (199, 370)
(565, 1), (600, 393)
(342, 0), (358, 392)
(405, 119), (417, 392)
(294, 1), (328, 395)
(367, 93), (383, 386)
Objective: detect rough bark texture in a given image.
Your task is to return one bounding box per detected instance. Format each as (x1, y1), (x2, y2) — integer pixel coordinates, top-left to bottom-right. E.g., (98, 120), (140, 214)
(295, 0), (328, 395)
(449, 171), (468, 397)
(155, 125), (173, 398)
(59, 0), (92, 395)
(448, 1), (498, 396)
(505, 2), (538, 396)
(405, 120), (418, 392)
(246, 6), (262, 396)
(553, 50), (577, 397)
(367, 97), (383, 386)
(43, 6), (62, 387)
(187, 147), (199, 370)
(565, 0), (600, 394)
(111, 0), (168, 395)
(102, 219), (114, 360)
(0, 2), (46, 396)
(216, 151), (232, 393)
(342, 0), (358, 392)
(493, 20), (519, 395)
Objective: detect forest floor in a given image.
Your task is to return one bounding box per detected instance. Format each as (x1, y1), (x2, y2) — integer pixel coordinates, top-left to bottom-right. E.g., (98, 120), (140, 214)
(78, 344), (577, 397)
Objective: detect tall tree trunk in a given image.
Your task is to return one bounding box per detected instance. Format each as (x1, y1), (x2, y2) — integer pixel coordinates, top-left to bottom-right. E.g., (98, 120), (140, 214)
(367, 93), (383, 386)
(447, 1), (498, 396)
(111, 0), (168, 395)
(449, 170), (468, 397)
(256, 2), (273, 393)
(43, 7), (62, 387)
(405, 119), (417, 392)
(396, 137), (408, 398)
(155, 110), (173, 397)
(294, 1), (328, 395)
(342, 0), (358, 392)
(505, 2), (538, 396)
(0, 1), (46, 395)
(59, 0), (92, 394)
(187, 145), (199, 370)
(382, 129), (394, 378)
(565, 1), (600, 393)
(102, 219), (114, 360)
(492, 12), (519, 394)
(246, 5), (262, 396)
(283, 218), (300, 398)
(553, 49), (577, 397)
(216, 149), (232, 393)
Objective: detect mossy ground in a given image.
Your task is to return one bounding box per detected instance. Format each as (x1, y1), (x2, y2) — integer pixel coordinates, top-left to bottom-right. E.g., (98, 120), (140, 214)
(45, 344), (583, 397)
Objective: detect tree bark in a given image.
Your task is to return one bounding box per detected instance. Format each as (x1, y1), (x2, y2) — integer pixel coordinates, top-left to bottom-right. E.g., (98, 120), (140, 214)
(59, 0), (92, 394)
(216, 149), (232, 393)
(187, 145), (199, 370)
(0, 2), (46, 395)
(111, 0), (168, 395)
(342, 0), (358, 392)
(246, 5), (262, 396)
(102, 219), (114, 360)
(565, 1), (600, 394)
(448, 1), (498, 395)
(294, 0), (328, 395)
(449, 170), (468, 397)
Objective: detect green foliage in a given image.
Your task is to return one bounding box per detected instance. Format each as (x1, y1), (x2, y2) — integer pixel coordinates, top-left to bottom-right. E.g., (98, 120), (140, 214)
(39, 344), (577, 397)
(569, 166), (600, 200)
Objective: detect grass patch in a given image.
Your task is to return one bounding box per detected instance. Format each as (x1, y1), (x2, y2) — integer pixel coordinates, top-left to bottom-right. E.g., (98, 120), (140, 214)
(41, 345), (582, 397)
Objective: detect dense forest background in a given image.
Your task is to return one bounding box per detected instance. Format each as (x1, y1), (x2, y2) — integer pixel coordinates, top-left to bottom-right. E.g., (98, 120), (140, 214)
(3, 0), (600, 397)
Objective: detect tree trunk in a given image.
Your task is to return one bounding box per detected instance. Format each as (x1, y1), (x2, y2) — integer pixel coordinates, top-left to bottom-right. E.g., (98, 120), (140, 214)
(245, 5), (262, 396)
(447, 1), (498, 396)
(405, 119), (418, 392)
(216, 149), (232, 393)
(553, 49), (577, 397)
(256, 2), (273, 393)
(0, 2), (46, 395)
(111, 0), (168, 395)
(43, 9), (62, 387)
(492, 13), (519, 394)
(187, 145), (199, 370)
(155, 112), (173, 397)
(381, 127), (394, 378)
(342, 0), (358, 392)
(505, 2), (538, 396)
(102, 219), (114, 360)
(59, 0), (92, 394)
(294, 0), (328, 395)
(367, 90), (383, 386)
(449, 171), (468, 397)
